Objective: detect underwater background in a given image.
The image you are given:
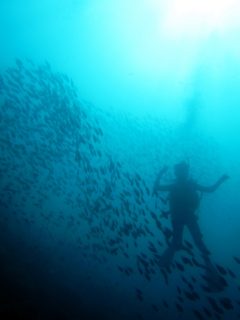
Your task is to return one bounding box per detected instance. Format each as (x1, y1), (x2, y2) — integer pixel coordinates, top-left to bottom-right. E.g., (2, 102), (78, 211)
(1, 0), (240, 319)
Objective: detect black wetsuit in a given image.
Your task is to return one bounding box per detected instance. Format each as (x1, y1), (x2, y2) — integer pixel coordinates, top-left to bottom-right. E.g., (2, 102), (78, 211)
(162, 179), (209, 264)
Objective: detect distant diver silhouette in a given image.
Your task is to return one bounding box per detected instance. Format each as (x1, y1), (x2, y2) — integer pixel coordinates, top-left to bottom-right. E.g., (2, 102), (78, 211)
(153, 161), (229, 273)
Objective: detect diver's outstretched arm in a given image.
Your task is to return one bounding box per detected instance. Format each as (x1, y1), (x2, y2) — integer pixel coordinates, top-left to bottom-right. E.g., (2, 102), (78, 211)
(196, 174), (229, 193)
(152, 166), (172, 194)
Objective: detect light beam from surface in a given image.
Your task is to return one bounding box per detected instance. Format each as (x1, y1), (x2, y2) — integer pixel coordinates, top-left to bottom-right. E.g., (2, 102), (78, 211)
(160, 0), (240, 40)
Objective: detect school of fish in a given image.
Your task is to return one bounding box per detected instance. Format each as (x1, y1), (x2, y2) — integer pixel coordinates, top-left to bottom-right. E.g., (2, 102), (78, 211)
(0, 59), (240, 319)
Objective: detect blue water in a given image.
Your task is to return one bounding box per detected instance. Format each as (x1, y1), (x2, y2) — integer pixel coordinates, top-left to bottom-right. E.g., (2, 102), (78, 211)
(1, 1), (240, 319)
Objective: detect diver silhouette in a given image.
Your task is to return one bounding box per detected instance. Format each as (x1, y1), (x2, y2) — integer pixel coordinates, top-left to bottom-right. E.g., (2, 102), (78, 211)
(153, 161), (229, 268)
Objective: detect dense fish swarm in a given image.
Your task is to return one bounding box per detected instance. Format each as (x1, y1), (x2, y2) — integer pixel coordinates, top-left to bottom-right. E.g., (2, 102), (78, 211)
(0, 59), (239, 319)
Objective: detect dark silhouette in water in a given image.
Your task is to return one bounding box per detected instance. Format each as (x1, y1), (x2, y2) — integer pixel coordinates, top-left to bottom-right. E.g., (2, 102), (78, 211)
(153, 161), (229, 273)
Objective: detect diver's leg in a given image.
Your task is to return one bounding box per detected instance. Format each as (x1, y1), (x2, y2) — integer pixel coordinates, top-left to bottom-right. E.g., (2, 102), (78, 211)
(187, 216), (226, 292)
(159, 219), (184, 267)
(187, 216), (210, 262)
(170, 219), (184, 251)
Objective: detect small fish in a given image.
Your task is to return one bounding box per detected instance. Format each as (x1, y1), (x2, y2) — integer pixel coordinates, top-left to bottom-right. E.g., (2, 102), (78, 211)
(215, 263), (227, 276)
(227, 268), (236, 279)
(193, 309), (204, 320)
(175, 261), (185, 272)
(181, 256), (193, 266)
(162, 300), (169, 308)
(219, 297), (233, 310)
(176, 302), (183, 313)
(207, 297), (224, 315)
(233, 256), (240, 264)
(151, 304), (159, 312)
(202, 307), (212, 318)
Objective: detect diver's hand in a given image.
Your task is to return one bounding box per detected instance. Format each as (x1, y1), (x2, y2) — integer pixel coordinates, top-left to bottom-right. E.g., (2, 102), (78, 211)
(219, 174), (229, 183)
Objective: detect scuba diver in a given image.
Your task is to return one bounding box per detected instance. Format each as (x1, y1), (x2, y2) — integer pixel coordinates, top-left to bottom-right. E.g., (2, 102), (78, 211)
(153, 161), (229, 269)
